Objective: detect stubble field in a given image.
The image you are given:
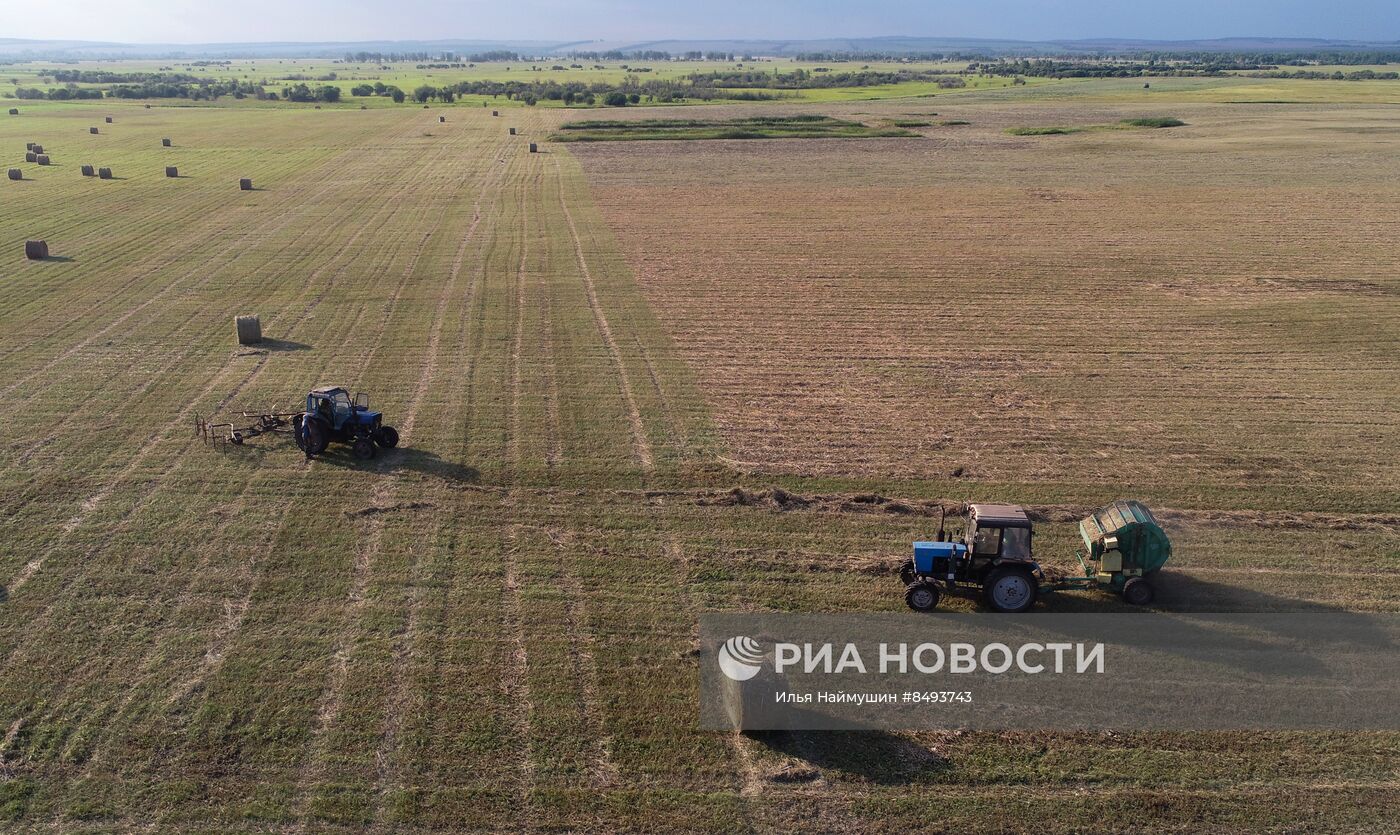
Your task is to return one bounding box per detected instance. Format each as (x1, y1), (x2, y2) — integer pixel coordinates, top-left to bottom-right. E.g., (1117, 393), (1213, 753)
(0, 80), (1397, 832)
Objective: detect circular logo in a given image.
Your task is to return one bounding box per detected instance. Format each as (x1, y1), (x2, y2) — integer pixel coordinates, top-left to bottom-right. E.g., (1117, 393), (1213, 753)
(718, 636), (764, 681)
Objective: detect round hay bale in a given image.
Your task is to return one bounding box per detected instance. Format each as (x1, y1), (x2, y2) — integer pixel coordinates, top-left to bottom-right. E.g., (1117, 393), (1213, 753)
(235, 315), (262, 345)
(25, 239), (48, 260)
(165, 166), (178, 178)
(161, 138), (172, 147)
(7, 108), (17, 115)
(80, 164), (94, 176)
(528, 142), (538, 153)
(90, 127), (99, 134)
(239, 178), (252, 190)
(24, 152), (36, 163)
(105, 116), (113, 123)
(144, 104), (151, 109)
(509, 127), (516, 135)
(492, 110), (499, 116)
(360, 105), (367, 110)
(314, 105), (321, 109)
(25, 142), (34, 150)
(31, 144), (43, 154)
(439, 115), (446, 122)
(36, 155), (49, 165)
(98, 167), (113, 179)
(7, 168), (20, 180)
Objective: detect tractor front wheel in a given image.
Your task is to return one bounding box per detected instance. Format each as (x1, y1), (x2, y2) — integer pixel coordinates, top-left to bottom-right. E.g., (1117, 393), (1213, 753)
(374, 426), (400, 449)
(984, 567), (1037, 613)
(898, 559), (917, 586)
(1122, 577), (1155, 606)
(352, 437), (377, 460)
(905, 582), (940, 612)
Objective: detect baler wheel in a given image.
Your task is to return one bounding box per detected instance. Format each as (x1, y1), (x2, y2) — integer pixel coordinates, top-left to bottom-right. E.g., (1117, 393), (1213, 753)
(984, 567), (1037, 613)
(904, 582), (940, 612)
(374, 426), (400, 449)
(1122, 577), (1155, 606)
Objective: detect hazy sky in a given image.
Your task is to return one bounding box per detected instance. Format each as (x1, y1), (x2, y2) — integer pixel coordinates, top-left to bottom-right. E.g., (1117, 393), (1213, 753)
(8, 0), (1398, 44)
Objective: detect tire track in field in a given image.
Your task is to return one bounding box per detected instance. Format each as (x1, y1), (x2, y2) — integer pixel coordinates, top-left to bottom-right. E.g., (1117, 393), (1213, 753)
(552, 154), (654, 475)
(526, 168), (617, 787)
(500, 519), (538, 820)
(665, 536), (764, 818)
(539, 266), (563, 473)
(635, 335), (692, 455)
(291, 141), (515, 830)
(507, 166), (536, 477)
(546, 523), (619, 788)
(365, 155), (516, 826)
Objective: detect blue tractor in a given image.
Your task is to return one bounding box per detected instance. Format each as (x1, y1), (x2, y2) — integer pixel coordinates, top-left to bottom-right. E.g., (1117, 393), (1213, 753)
(293, 386), (399, 460)
(900, 501), (1169, 613)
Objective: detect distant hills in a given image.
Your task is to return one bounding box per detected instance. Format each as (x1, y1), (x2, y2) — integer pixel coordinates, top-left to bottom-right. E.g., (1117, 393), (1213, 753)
(2, 35), (1398, 60)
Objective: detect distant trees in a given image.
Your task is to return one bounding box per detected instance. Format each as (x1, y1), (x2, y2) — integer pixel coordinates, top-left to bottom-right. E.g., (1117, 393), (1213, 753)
(603, 91), (629, 106)
(413, 84), (436, 103)
(281, 83), (341, 103)
(351, 84), (375, 96)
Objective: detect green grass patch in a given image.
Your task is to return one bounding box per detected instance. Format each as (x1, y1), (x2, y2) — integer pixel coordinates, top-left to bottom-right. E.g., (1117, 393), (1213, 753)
(552, 115), (916, 142)
(891, 119), (932, 127)
(1120, 116), (1187, 128)
(1008, 125), (1081, 135)
(1009, 117), (1185, 136)
(940, 120), (971, 125)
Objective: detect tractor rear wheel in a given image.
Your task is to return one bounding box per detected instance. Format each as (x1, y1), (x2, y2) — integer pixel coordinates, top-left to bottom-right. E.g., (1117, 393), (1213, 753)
(374, 426), (399, 449)
(984, 567), (1037, 613)
(905, 582), (940, 612)
(1122, 577), (1155, 606)
(302, 416), (330, 456)
(352, 437), (376, 460)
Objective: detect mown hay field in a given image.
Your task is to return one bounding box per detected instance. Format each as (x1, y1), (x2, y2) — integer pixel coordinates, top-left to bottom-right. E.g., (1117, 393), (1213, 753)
(0, 84), (1397, 832)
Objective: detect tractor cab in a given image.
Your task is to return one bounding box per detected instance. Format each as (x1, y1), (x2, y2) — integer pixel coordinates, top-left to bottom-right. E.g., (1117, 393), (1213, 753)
(964, 504), (1034, 568)
(307, 387), (381, 431)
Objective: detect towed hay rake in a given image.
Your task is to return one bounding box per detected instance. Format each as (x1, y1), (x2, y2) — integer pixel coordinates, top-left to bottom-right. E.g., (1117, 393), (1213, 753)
(194, 387), (399, 460)
(195, 407), (300, 449)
